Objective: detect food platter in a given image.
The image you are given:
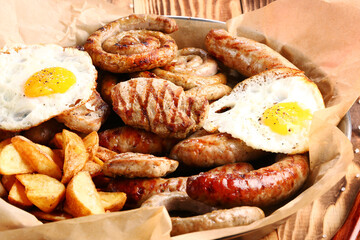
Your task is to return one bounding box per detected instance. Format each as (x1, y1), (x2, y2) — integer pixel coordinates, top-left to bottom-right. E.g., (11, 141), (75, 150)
(0, 12), (355, 240)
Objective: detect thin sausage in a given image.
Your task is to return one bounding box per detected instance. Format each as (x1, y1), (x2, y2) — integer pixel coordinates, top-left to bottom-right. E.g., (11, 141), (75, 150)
(205, 29), (297, 77)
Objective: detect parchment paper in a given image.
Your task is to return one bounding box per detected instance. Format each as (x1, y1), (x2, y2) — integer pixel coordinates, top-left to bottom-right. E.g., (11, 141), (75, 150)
(0, 0), (358, 239)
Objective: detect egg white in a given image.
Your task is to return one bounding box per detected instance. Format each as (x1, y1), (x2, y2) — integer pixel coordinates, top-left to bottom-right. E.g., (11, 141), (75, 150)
(203, 68), (325, 154)
(0, 44), (97, 131)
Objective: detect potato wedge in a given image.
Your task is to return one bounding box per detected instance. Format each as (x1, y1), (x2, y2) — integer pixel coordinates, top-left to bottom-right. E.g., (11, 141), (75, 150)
(83, 131), (99, 160)
(41, 147), (63, 170)
(50, 132), (64, 149)
(0, 138), (11, 150)
(99, 191), (126, 212)
(16, 174), (65, 213)
(61, 130), (89, 184)
(11, 136), (62, 180)
(0, 140), (34, 175)
(65, 171), (105, 217)
(8, 180), (33, 208)
(1, 174), (16, 192)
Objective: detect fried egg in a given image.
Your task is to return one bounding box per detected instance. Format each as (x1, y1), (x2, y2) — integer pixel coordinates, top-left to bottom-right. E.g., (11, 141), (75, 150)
(0, 44), (97, 131)
(203, 68), (325, 154)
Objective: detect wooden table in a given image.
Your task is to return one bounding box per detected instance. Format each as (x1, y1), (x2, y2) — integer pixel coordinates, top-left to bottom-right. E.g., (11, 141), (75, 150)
(112, 0), (360, 239)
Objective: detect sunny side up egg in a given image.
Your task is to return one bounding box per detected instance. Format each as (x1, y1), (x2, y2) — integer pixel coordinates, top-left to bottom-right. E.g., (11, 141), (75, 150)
(203, 68), (325, 154)
(0, 44), (97, 131)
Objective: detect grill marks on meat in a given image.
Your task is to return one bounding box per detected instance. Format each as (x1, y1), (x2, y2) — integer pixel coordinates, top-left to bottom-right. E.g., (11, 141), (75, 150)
(186, 154), (309, 208)
(111, 78), (209, 139)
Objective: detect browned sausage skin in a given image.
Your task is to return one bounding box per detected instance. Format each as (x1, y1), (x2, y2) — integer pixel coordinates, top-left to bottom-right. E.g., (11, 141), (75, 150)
(84, 14), (178, 73)
(106, 177), (187, 208)
(170, 130), (267, 167)
(99, 126), (178, 156)
(140, 192), (265, 236)
(102, 152), (179, 178)
(205, 29), (297, 77)
(186, 154), (309, 207)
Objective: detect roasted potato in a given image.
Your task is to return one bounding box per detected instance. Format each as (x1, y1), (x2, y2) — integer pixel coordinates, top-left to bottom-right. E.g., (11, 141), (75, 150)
(65, 171), (105, 217)
(83, 131), (99, 160)
(0, 139), (34, 175)
(61, 130), (89, 184)
(11, 136), (62, 180)
(8, 180), (33, 208)
(16, 174), (65, 213)
(1, 174), (16, 192)
(98, 191), (127, 212)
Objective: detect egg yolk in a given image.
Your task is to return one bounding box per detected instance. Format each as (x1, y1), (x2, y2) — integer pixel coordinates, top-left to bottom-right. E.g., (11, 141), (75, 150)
(261, 102), (312, 135)
(24, 67), (76, 97)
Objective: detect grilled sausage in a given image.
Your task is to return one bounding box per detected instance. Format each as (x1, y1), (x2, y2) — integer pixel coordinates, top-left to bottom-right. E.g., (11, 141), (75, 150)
(141, 192), (264, 236)
(99, 126), (178, 156)
(141, 191), (217, 215)
(186, 154), (309, 207)
(84, 14), (178, 73)
(171, 206), (265, 236)
(21, 119), (64, 145)
(152, 47), (227, 90)
(103, 152), (179, 178)
(184, 83), (232, 101)
(205, 29), (297, 77)
(170, 130), (267, 167)
(106, 177), (187, 208)
(162, 47), (219, 76)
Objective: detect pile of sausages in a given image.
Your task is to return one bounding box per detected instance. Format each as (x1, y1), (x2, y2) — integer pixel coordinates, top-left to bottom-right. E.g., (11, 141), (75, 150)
(80, 14), (311, 236)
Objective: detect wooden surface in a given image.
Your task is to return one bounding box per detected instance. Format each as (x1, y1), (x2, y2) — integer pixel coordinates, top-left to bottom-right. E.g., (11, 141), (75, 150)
(114, 0), (360, 239)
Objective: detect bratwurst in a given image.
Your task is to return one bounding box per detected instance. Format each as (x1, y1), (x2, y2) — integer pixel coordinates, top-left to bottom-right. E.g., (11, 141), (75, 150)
(170, 129), (267, 167)
(84, 14), (178, 73)
(187, 154), (309, 207)
(99, 126), (178, 156)
(205, 29), (297, 77)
